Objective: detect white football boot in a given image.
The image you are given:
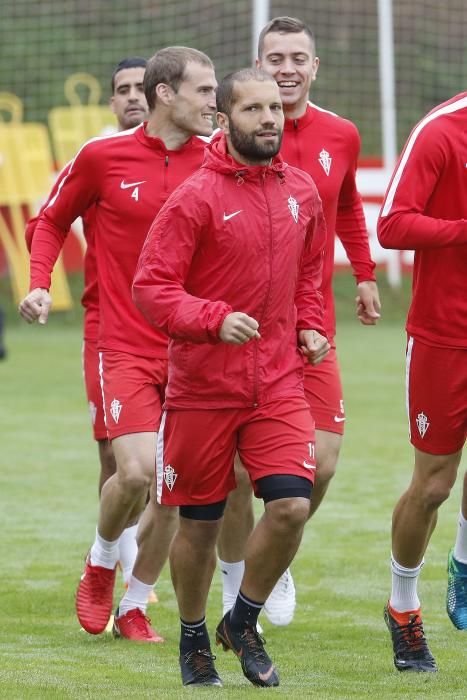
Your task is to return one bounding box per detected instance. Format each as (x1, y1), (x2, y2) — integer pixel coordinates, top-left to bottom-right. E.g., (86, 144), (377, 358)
(263, 568), (296, 626)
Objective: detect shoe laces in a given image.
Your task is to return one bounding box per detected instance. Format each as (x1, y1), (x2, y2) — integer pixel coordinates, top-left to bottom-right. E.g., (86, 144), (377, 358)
(184, 649), (217, 681)
(240, 626), (270, 664)
(394, 614), (430, 657)
(273, 569), (292, 595)
(124, 609), (153, 637)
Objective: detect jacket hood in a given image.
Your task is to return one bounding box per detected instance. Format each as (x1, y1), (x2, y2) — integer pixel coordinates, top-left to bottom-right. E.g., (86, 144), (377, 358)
(203, 132), (287, 181)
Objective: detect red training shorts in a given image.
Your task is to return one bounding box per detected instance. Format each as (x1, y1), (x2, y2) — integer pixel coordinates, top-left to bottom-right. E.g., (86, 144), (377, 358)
(303, 345), (345, 435)
(99, 350), (168, 440)
(82, 340), (107, 441)
(155, 397), (316, 506)
(406, 336), (467, 454)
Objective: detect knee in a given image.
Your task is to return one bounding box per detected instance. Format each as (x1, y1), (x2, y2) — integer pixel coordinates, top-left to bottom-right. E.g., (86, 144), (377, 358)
(179, 517), (222, 549)
(118, 461), (153, 496)
(267, 498), (310, 532)
(315, 454), (338, 485)
(315, 441), (341, 485)
(412, 452), (459, 510)
(418, 479), (453, 510)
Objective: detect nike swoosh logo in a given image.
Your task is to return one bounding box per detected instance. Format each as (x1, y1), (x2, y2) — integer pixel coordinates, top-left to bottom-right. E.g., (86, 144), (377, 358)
(258, 665), (276, 683)
(334, 416), (346, 423)
(303, 460), (316, 470)
(120, 180), (146, 189)
(223, 210), (242, 221)
(220, 623), (242, 657)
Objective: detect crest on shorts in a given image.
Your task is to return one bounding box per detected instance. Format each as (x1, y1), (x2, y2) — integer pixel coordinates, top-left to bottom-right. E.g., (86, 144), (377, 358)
(288, 195), (299, 223)
(318, 148), (332, 176)
(164, 464), (178, 491)
(416, 411), (429, 438)
(89, 401), (97, 426)
(110, 398), (122, 424)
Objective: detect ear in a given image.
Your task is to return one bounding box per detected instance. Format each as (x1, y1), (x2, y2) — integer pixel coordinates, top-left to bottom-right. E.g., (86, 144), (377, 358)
(216, 111), (230, 135)
(255, 57), (261, 68)
(311, 56), (320, 82)
(155, 83), (173, 106)
(109, 95), (116, 115)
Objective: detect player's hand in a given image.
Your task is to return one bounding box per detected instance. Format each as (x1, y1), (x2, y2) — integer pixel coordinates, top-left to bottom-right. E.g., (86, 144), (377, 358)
(356, 280), (381, 325)
(298, 330), (330, 366)
(18, 287), (52, 325)
(219, 312), (261, 345)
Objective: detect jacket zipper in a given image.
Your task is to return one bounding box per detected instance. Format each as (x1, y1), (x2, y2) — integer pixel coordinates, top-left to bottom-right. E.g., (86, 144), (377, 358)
(164, 154), (169, 190)
(252, 172), (274, 407)
(293, 119), (302, 170)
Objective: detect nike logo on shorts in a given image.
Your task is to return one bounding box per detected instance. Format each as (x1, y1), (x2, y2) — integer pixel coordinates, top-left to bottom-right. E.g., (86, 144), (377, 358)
(303, 460), (316, 470)
(223, 210), (242, 221)
(120, 180), (146, 189)
(334, 416), (346, 423)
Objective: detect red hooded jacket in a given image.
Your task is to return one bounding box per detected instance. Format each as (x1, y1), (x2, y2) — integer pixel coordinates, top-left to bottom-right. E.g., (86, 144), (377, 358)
(133, 135), (327, 409)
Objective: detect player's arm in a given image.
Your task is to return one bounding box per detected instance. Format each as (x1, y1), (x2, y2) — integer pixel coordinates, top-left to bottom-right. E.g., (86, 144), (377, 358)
(24, 162), (72, 253)
(19, 148), (101, 325)
(335, 125), (381, 325)
(295, 193), (330, 366)
(133, 191), (233, 344)
(378, 123), (467, 249)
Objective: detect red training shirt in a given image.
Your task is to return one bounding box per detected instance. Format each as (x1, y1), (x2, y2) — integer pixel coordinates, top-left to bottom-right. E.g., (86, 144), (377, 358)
(281, 102), (376, 339)
(378, 91), (467, 349)
(29, 123), (209, 358)
(26, 162), (99, 342)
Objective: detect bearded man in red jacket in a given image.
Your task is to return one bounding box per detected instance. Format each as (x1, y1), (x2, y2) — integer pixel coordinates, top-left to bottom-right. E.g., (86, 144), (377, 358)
(133, 68), (329, 688)
(218, 15), (381, 626)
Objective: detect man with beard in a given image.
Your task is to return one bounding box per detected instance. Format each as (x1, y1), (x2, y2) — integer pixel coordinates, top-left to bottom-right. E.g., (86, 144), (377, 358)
(218, 15), (381, 627)
(132, 68), (329, 687)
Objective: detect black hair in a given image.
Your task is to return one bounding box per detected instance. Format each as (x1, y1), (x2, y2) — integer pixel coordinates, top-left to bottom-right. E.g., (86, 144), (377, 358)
(111, 57), (148, 92)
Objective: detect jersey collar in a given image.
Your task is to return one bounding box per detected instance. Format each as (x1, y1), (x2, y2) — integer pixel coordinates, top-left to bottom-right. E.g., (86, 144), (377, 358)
(283, 102), (316, 132)
(134, 122), (198, 153)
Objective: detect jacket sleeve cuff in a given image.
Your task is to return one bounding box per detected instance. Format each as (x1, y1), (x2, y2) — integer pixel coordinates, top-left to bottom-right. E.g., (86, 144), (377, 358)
(208, 305), (233, 343)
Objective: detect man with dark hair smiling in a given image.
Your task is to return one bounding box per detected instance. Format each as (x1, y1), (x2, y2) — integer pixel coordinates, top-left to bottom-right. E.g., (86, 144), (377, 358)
(133, 67), (329, 687)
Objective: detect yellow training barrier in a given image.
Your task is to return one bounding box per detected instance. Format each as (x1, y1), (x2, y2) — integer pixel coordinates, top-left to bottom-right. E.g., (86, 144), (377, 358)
(0, 122), (73, 309)
(48, 72), (117, 168)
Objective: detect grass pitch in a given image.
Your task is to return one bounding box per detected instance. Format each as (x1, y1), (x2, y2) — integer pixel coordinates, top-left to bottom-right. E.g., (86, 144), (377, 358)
(1, 281), (465, 698)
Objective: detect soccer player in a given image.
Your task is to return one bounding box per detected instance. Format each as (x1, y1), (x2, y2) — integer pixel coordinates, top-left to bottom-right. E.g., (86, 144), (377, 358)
(25, 56), (151, 593)
(19, 46), (217, 642)
(133, 68), (329, 688)
(217, 15), (381, 626)
(377, 92), (467, 672)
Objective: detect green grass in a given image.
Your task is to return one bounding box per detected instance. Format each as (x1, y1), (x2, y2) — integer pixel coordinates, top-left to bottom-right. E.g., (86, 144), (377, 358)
(1, 276), (465, 698)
